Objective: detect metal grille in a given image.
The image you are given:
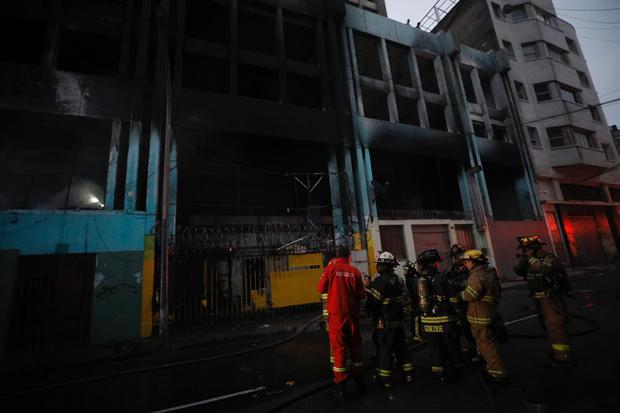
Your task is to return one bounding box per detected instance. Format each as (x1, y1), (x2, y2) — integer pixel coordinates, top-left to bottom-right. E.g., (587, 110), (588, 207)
(417, 0), (460, 32)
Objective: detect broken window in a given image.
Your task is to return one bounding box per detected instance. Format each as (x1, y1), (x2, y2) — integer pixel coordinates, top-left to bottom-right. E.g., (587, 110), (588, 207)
(484, 163), (524, 220)
(185, 0), (229, 45)
(353, 31), (382, 79)
(361, 85), (390, 121)
(283, 12), (317, 64)
(396, 95), (420, 126)
(238, 3), (276, 55)
(416, 55), (440, 94)
(387, 42), (412, 87)
(426, 102), (447, 131)
(287, 73), (322, 108)
(183, 54), (230, 94)
(491, 124), (508, 142)
(0, 0), (49, 66)
(460, 69), (477, 104)
(472, 121), (487, 139)
(0, 110), (110, 210)
(238, 64), (279, 101)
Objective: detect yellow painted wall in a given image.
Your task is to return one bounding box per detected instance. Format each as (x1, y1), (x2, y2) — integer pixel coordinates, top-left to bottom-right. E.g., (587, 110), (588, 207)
(140, 235), (155, 337)
(269, 253), (323, 308)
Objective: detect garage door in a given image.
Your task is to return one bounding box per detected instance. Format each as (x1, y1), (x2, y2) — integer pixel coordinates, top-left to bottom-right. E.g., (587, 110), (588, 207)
(569, 215), (606, 264)
(411, 225), (451, 268)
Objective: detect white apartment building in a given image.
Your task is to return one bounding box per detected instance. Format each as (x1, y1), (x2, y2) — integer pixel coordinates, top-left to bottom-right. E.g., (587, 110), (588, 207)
(432, 0), (620, 265)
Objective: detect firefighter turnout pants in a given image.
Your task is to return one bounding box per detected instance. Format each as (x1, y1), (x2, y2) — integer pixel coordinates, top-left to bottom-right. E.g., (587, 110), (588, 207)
(423, 322), (463, 377)
(328, 313), (363, 383)
(470, 323), (508, 379)
(535, 294), (571, 362)
(375, 326), (413, 379)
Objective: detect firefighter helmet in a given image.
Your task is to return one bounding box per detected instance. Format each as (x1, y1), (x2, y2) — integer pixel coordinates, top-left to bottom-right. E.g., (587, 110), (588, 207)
(460, 249), (488, 263)
(451, 244), (466, 258)
(517, 235), (545, 249)
(377, 251), (398, 266)
(417, 249), (442, 266)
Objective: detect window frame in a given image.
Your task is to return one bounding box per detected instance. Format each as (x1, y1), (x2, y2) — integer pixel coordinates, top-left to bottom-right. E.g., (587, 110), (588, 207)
(502, 40), (515, 59)
(534, 82), (552, 102)
(527, 126), (541, 148)
(521, 42), (539, 61)
(514, 80), (528, 102)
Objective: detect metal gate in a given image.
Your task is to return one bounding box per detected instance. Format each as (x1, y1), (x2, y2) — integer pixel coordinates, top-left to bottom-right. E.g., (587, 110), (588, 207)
(172, 224), (335, 325)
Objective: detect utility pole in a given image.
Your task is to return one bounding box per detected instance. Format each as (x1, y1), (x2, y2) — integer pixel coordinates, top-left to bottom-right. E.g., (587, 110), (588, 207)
(157, 0), (172, 341)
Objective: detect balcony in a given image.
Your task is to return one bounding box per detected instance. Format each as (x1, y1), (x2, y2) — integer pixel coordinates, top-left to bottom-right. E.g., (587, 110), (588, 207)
(549, 145), (610, 177)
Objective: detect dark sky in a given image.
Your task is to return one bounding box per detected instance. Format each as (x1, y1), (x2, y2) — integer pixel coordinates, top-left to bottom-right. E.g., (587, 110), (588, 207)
(385, 0), (620, 127)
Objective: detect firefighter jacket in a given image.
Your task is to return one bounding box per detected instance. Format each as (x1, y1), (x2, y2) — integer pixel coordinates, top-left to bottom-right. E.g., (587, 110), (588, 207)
(460, 265), (501, 326)
(365, 271), (408, 329)
(445, 263), (469, 314)
(412, 268), (459, 332)
(513, 251), (571, 298)
(317, 258), (365, 315)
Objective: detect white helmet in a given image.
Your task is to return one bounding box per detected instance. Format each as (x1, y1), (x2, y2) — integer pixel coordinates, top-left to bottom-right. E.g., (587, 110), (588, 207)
(377, 251), (398, 266)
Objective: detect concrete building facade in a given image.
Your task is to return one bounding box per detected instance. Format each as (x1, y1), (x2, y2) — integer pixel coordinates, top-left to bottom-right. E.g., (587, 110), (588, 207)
(0, 0), (553, 352)
(433, 0), (620, 266)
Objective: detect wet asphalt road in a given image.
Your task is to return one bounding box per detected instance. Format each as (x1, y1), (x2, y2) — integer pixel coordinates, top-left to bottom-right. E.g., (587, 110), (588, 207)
(2, 264), (619, 413)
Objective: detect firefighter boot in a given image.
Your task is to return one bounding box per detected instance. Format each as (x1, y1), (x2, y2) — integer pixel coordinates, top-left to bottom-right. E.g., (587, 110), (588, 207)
(331, 381), (347, 401)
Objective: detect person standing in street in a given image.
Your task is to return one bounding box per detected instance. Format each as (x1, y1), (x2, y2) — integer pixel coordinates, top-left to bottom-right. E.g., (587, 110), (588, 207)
(513, 236), (572, 367)
(365, 251), (414, 388)
(414, 249), (463, 382)
(317, 246), (366, 400)
(460, 249), (508, 383)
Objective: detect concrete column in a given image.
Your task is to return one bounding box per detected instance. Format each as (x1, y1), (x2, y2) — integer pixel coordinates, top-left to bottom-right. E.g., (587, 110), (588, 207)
(408, 49), (429, 127)
(346, 28), (365, 116)
(42, 0), (63, 68)
(433, 56), (456, 132)
(379, 38), (399, 123)
(470, 68), (494, 139)
(104, 119), (122, 209)
(276, 6), (287, 103)
(328, 145), (345, 244)
(230, 0), (239, 95)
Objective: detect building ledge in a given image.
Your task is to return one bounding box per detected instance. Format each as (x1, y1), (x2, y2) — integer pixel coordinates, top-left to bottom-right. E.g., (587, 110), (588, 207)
(549, 145), (610, 177)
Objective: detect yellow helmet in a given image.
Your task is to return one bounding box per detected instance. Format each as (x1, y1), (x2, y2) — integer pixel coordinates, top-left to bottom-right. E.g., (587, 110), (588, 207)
(460, 249), (487, 262)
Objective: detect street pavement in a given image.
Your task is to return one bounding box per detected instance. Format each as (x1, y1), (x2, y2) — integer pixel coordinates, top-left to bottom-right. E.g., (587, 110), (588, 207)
(1, 264), (619, 412)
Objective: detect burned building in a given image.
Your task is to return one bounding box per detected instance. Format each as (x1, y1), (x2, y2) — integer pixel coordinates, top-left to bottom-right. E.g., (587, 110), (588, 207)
(0, 0), (549, 352)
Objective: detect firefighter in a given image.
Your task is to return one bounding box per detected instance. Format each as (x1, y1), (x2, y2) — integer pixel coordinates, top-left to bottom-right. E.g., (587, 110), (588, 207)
(445, 244), (477, 358)
(317, 246), (366, 400)
(460, 249), (508, 383)
(414, 249), (463, 382)
(513, 236), (572, 367)
(403, 260), (423, 342)
(365, 251), (414, 388)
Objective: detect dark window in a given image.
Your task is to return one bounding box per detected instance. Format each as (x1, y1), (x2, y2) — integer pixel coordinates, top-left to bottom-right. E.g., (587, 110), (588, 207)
(460, 69), (477, 103)
(560, 184), (604, 202)
(602, 144), (615, 161)
(379, 226), (407, 260)
(534, 82), (552, 102)
(0, 110), (110, 210)
(528, 127), (541, 147)
(182, 54), (230, 94)
(547, 44), (569, 65)
(547, 126), (571, 148)
(354, 31), (382, 79)
(473, 121), (487, 138)
(521, 42), (539, 61)
(57, 29), (120, 77)
(238, 64), (279, 101)
(481, 77), (496, 108)
(287, 73), (322, 108)
(387, 42), (412, 87)
(559, 84), (581, 104)
(566, 37), (579, 55)
(185, 0), (230, 45)
(283, 17), (317, 64)
(511, 5), (528, 22)
(515, 81), (528, 101)
(0, 10), (47, 66)
(502, 40), (515, 59)
(611, 187), (620, 202)
(396, 95), (420, 126)
(361, 85), (390, 121)
(590, 105), (601, 122)
(492, 124), (508, 142)
(238, 4), (276, 55)
(417, 55), (440, 94)
(426, 102), (447, 131)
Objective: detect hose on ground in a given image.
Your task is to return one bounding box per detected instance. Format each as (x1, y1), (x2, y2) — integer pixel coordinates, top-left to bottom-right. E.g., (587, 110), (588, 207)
(0, 315), (324, 400)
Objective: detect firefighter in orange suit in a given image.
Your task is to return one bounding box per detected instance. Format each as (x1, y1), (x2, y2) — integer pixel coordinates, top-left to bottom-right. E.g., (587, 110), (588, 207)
(317, 246), (366, 400)
(514, 236), (572, 367)
(460, 250), (508, 383)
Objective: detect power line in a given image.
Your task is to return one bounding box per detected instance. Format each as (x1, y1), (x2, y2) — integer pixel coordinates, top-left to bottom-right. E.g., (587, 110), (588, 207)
(574, 25), (620, 30)
(557, 7), (620, 12)
(558, 13), (620, 24)
(580, 35), (620, 44)
(521, 97), (620, 126)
